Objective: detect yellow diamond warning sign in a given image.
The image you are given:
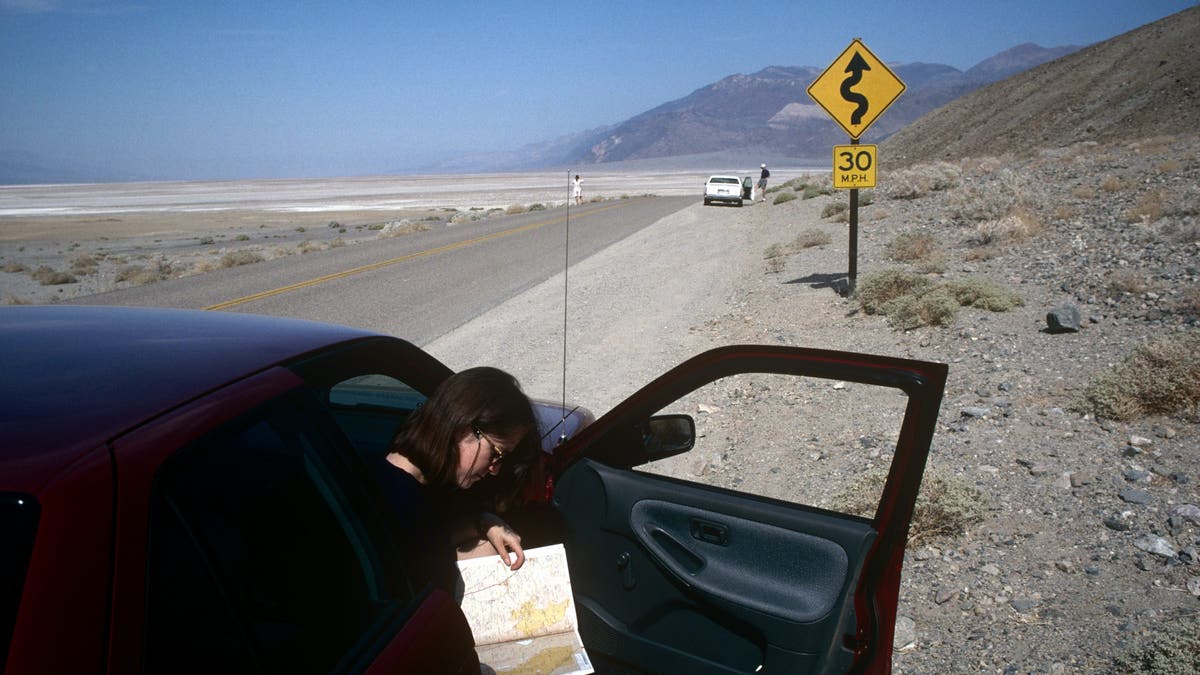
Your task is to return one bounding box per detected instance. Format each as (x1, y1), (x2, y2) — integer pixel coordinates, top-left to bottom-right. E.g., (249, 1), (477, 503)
(807, 39), (905, 139)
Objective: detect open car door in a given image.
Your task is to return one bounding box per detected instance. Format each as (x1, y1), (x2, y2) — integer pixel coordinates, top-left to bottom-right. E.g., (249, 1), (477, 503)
(553, 345), (946, 674)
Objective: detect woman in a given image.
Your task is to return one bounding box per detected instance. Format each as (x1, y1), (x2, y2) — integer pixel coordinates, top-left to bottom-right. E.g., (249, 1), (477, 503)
(373, 366), (540, 596)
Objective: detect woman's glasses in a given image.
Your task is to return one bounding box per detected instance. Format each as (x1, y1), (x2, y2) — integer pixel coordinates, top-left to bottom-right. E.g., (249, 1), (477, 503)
(473, 426), (508, 468)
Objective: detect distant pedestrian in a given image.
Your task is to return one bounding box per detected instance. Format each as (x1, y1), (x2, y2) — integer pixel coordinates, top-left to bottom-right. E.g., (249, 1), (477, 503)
(757, 164), (770, 202)
(573, 175), (583, 205)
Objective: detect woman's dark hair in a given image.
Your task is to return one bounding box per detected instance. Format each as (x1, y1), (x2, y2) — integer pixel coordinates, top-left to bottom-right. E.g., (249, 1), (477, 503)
(391, 366), (540, 500)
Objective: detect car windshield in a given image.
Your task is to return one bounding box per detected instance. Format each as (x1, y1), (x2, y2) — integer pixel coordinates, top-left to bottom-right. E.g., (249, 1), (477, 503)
(1, 494), (39, 671)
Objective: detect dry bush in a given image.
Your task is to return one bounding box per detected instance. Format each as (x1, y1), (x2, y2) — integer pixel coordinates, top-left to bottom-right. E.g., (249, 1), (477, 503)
(297, 240), (326, 254)
(964, 245), (1002, 262)
(1107, 269), (1149, 296)
(3, 262), (28, 273)
(1099, 175), (1122, 192)
(943, 279), (1024, 311)
(887, 232), (936, 262)
(765, 257), (785, 274)
(69, 254), (98, 276)
(821, 202), (848, 219)
(831, 468), (986, 546)
(856, 269), (1023, 330)
(505, 204), (529, 215)
(880, 161), (962, 200)
(790, 229), (831, 250)
(763, 243), (786, 260)
(1071, 185), (1097, 200)
(773, 191), (797, 205)
(1157, 160), (1182, 174)
(971, 209), (1043, 246)
(884, 287), (960, 329)
(1053, 204), (1077, 221)
(1175, 286), (1200, 316)
(377, 219), (432, 238)
(1078, 332), (1200, 421)
(192, 260), (218, 274)
(116, 258), (173, 285)
(2, 294), (31, 305)
(220, 250), (264, 268)
(1125, 190), (1168, 223)
(1112, 615), (1200, 674)
(945, 169), (1024, 223)
(855, 269), (935, 316)
(31, 265), (77, 285)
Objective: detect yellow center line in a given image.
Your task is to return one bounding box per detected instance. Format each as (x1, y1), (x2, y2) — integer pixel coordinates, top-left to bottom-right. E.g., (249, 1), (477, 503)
(204, 201), (633, 311)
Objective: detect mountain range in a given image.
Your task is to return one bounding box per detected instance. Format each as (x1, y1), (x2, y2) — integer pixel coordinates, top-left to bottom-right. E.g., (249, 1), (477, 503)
(469, 42), (1081, 172)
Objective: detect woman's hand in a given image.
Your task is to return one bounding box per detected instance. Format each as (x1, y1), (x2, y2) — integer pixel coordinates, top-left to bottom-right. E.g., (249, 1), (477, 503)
(479, 512), (525, 570)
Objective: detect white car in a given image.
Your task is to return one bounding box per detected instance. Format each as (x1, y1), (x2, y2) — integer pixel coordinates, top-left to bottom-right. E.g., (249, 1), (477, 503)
(703, 175), (748, 206)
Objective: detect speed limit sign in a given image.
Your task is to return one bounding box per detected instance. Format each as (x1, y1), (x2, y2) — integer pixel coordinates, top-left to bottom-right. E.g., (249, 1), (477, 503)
(832, 144), (877, 189)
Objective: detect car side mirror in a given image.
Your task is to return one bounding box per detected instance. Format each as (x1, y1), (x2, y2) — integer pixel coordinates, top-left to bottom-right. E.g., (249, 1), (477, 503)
(639, 414), (695, 461)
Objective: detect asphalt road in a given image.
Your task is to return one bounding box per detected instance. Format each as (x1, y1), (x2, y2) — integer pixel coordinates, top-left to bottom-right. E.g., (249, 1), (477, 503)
(71, 197), (695, 344)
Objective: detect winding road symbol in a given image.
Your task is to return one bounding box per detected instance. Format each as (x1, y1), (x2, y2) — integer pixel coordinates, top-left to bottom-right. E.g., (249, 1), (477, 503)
(807, 39), (905, 139)
(840, 52), (871, 125)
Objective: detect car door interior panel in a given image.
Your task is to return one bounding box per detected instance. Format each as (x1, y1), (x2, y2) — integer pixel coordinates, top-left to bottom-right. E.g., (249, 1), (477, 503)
(556, 458), (876, 673)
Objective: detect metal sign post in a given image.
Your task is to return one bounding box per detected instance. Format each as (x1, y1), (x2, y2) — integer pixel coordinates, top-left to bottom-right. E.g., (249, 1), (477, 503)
(808, 39), (904, 295)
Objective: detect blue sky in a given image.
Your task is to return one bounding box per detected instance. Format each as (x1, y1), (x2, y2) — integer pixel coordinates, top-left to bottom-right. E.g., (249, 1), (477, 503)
(1, 0), (1195, 182)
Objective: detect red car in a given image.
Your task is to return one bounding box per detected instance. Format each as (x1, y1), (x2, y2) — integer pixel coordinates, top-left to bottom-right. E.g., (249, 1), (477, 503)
(1, 305), (946, 674)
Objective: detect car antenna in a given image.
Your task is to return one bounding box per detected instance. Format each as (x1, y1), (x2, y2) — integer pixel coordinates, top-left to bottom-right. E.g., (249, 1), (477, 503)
(559, 169), (571, 445)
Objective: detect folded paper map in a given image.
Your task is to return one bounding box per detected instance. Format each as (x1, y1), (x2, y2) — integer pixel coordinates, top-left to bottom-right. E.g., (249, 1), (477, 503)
(457, 544), (593, 675)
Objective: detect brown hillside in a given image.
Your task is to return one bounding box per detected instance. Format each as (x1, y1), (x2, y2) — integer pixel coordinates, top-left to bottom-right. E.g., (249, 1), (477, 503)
(884, 6), (1200, 167)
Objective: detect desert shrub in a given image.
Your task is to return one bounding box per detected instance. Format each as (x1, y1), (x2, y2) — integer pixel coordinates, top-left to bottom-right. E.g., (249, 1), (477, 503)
(763, 243), (785, 259)
(856, 269), (1022, 329)
(295, 226), (307, 233)
(884, 287), (960, 329)
(831, 468), (986, 546)
(1107, 269), (1150, 296)
(1125, 189), (1168, 223)
(31, 265), (76, 285)
(220, 250), (264, 268)
(858, 190), (874, 206)
(327, 221), (342, 229)
(330, 238), (346, 248)
(1077, 332), (1200, 421)
(116, 264), (168, 285)
(943, 278), (1024, 311)
(1071, 185), (1096, 200)
(887, 232), (936, 262)
(790, 229), (831, 249)
(821, 202), (848, 219)
(198, 236), (215, 245)
(69, 254), (98, 275)
(1176, 286), (1200, 316)
(765, 257), (785, 274)
(2, 294), (30, 305)
(773, 191), (797, 205)
(297, 240), (325, 254)
(505, 204), (529, 215)
(802, 185), (826, 200)
(970, 210), (1043, 246)
(1099, 175), (1122, 192)
(881, 161), (962, 200)
(855, 270), (935, 315)
(3, 262), (29, 273)
(1111, 616), (1200, 674)
(234, 234), (250, 241)
(529, 203), (547, 211)
(377, 219), (431, 238)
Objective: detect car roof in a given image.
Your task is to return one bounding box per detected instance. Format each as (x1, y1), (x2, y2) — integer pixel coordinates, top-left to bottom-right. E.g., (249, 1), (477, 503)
(707, 175), (741, 180)
(0, 306), (380, 491)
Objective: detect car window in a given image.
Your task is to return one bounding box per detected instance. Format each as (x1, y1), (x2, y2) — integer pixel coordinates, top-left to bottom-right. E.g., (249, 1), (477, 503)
(325, 374), (428, 465)
(144, 395), (412, 674)
(709, 177), (739, 184)
(639, 372), (908, 513)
